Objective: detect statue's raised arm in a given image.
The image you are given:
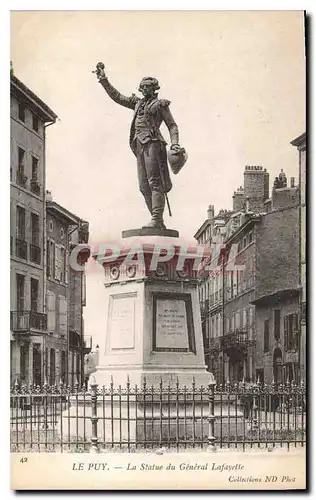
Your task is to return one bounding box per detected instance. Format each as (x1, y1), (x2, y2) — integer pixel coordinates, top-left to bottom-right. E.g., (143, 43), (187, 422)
(94, 62), (139, 110)
(94, 63), (187, 231)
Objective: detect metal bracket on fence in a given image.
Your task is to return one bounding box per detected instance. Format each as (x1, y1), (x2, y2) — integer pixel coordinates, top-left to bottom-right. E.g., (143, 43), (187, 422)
(90, 377), (99, 453)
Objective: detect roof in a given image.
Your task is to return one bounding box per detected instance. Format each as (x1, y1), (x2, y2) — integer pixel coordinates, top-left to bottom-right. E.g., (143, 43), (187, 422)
(10, 73), (58, 123)
(251, 287), (301, 306)
(194, 219), (212, 240)
(46, 200), (87, 226)
(290, 132), (306, 149)
(225, 213), (260, 245)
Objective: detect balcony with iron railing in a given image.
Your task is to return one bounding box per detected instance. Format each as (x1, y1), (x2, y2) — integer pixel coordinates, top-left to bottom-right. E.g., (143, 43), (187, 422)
(16, 171), (28, 188)
(30, 179), (41, 195)
(10, 310), (47, 333)
(204, 336), (222, 354)
(221, 328), (255, 354)
(16, 238), (27, 260)
(30, 243), (41, 264)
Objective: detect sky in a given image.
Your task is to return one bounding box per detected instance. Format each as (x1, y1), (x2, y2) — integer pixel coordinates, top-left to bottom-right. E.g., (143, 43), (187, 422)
(10, 10), (306, 346)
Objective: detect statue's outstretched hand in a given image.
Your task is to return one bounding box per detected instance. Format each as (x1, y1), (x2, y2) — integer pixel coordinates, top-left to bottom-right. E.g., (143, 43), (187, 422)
(94, 62), (106, 80)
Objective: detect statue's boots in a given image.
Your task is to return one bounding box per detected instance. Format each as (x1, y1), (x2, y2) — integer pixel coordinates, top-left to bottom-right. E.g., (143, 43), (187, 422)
(143, 192), (166, 230)
(143, 192), (153, 215)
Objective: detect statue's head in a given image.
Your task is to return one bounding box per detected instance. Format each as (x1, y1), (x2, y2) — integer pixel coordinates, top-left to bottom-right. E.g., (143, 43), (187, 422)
(138, 77), (160, 98)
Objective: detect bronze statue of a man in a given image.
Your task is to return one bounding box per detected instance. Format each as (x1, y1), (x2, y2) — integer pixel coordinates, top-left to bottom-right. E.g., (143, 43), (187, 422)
(94, 62), (182, 230)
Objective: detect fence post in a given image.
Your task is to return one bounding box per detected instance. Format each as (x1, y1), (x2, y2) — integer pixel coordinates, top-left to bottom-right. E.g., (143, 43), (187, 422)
(90, 377), (99, 453)
(252, 380), (259, 430)
(208, 375), (216, 450)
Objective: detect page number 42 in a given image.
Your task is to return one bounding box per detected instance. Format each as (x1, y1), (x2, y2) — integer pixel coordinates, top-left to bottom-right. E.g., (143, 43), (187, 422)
(20, 457), (28, 464)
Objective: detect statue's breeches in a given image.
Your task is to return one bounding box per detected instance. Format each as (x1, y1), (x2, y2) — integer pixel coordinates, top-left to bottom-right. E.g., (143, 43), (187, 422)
(136, 140), (165, 196)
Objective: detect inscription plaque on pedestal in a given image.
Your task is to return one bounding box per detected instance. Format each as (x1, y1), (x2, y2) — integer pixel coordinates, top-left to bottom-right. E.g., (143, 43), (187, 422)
(108, 293), (136, 350)
(152, 293), (196, 353)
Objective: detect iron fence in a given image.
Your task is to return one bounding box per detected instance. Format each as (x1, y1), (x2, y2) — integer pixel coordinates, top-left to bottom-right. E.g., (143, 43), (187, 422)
(10, 379), (306, 453)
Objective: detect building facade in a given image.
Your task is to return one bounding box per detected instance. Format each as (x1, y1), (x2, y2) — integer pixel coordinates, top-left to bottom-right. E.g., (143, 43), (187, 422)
(10, 70), (57, 386)
(252, 175), (300, 384)
(45, 196), (90, 386)
(195, 163), (301, 384)
(291, 132), (306, 382)
(10, 69), (91, 387)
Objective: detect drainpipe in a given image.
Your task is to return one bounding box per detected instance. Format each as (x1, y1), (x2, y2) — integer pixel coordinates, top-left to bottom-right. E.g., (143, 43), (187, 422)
(42, 120), (54, 384)
(67, 223), (79, 386)
(221, 245), (226, 385)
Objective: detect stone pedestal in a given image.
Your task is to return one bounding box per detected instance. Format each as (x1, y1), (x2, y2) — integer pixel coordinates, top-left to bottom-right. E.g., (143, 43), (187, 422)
(92, 235), (212, 389)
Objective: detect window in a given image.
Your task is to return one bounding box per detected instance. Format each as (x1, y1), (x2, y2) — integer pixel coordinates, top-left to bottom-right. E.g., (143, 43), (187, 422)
(16, 206), (27, 259)
(49, 220), (54, 232)
(61, 351), (66, 383)
(18, 102), (25, 122)
(20, 345), (28, 383)
(31, 213), (39, 246)
(60, 246), (66, 282)
(274, 309), (281, 341)
(30, 278), (39, 312)
(226, 317), (230, 334)
(16, 206), (26, 240)
(46, 291), (56, 332)
(32, 114), (39, 132)
(249, 231), (253, 244)
(17, 147), (27, 186)
(45, 348), (48, 381)
(264, 319), (270, 352)
(31, 156), (38, 181)
(16, 274), (25, 311)
(235, 310), (241, 329)
(50, 349), (56, 385)
(284, 313), (299, 351)
(53, 245), (67, 282)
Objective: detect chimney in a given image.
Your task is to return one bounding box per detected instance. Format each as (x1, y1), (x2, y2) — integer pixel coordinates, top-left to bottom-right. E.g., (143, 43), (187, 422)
(244, 165), (269, 213)
(232, 186), (245, 212)
(290, 177), (295, 188)
(207, 205), (214, 220)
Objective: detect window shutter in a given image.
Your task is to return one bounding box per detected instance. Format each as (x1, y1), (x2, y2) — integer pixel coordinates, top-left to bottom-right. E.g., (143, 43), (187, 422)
(55, 244), (61, 280)
(59, 296), (68, 336)
(46, 291), (56, 332)
(284, 315), (289, 351)
(46, 239), (50, 277)
(243, 308), (247, 328)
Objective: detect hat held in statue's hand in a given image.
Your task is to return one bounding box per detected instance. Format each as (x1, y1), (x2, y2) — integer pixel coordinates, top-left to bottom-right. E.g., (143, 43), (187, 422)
(167, 146), (188, 175)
